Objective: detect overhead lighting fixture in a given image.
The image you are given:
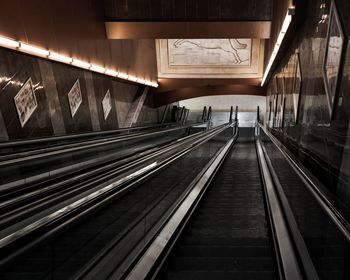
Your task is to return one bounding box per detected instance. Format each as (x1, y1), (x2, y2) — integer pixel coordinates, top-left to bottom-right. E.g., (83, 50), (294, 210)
(19, 42), (49, 57)
(105, 69), (118, 76)
(0, 35), (19, 48)
(136, 78), (146, 84)
(261, 7), (295, 87)
(127, 75), (138, 82)
(49, 52), (72, 63)
(117, 72), (129, 80)
(90, 64), (105, 73)
(72, 58), (91, 69)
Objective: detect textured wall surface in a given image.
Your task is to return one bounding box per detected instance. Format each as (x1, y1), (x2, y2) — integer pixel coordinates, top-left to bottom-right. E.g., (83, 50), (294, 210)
(0, 0), (158, 80)
(0, 47), (158, 141)
(266, 0), (350, 206)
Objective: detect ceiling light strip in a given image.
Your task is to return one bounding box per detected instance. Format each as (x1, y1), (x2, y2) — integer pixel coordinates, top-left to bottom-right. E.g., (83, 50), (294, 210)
(0, 35), (158, 88)
(261, 7), (295, 87)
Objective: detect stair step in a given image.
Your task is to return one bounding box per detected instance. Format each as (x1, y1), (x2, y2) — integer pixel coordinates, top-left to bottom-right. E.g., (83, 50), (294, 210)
(176, 245), (272, 258)
(170, 257), (274, 271)
(165, 270), (276, 280)
(180, 236), (270, 247)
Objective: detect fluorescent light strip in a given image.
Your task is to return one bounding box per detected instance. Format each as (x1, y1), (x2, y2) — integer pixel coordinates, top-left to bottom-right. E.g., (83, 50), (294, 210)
(127, 75), (138, 82)
(49, 52), (72, 63)
(90, 64), (105, 73)
(72, 58), (91, 69)
(105, 69), (118, 76)
(0, 36), (19, 48)
(261, 7), (294, 87)
(0, 35), (159, 88)
(117, 72), (129, 79)
(19, 42), (49, 57)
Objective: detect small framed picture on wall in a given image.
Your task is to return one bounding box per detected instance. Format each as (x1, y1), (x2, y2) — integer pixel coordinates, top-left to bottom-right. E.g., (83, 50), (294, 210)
(14, 78), (38, 127)
(102, 90), (112, 120)
(68, 79), (82, 118)
(323, 0), (347, 118)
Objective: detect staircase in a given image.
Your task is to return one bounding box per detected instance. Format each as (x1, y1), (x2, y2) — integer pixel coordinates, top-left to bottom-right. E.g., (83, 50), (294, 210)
(158, 141), (277, 280)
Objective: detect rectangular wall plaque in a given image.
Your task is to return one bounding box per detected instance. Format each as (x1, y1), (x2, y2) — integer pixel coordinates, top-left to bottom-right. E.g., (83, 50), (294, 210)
(14, 78), (38, 127)
(102, 90), (112, 120)
(68, 79), (82, 117)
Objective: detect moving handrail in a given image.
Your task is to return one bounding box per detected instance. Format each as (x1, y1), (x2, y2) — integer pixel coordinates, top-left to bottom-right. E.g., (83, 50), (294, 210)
(0, 123), (201, 166)
(0, 123), (233, 266)
(125, 126), (306, 280)
(0, 124), (230, 227)
(83, 124), (238, 279)
(0, 122), (178, 149)
(258, 123), (350, 243)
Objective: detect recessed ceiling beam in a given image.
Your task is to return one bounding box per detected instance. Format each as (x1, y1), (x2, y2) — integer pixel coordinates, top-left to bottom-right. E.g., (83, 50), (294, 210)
(105, 21), (271, 39)
(153, 84), (266, 107)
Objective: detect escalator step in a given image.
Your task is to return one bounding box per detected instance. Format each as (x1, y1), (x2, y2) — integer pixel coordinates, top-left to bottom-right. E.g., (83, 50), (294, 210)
(169, 257), (274, 271)
(165, 270), (275, 280)
(175, 245), (272, 258)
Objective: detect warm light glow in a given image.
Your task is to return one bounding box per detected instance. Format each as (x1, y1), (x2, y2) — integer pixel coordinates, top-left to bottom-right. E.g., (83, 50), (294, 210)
(19, 42), (49, 56)
(49, 52), (72, 63)
(0, 36), (159, 87)
(90, 64), (105, 73)
(72, 58), (91, 69)
(105, 69), (118, 76)
(0, 36), (19, 48)
(117, 72), (129, 79)
(136, 78), (146, 84)
(261, 7), (295, 87)
(127, 75), (138, 82)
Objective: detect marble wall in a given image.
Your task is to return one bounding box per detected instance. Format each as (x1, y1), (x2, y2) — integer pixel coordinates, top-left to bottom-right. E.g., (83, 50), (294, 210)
(0, 47), (158, 141)
(266, 0), (350, 206)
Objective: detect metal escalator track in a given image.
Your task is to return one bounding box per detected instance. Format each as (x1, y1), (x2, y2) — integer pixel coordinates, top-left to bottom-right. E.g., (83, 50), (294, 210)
(155, 140), (277, 280)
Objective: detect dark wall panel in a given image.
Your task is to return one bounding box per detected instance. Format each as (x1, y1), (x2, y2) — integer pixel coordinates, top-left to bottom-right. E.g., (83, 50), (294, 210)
(0, 49), (54, 140)
(0, 47), (158, 141)
(266, 0), (350, 206)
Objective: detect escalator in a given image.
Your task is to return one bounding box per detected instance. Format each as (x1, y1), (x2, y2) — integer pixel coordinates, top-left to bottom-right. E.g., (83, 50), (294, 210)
(156, 140), (276, 279)
(2, 113), (350, 280)
(0, 122), (233, 280)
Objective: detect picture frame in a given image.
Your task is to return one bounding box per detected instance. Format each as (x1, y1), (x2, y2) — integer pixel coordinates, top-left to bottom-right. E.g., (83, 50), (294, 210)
(293, 52), (302, 124)
(102, 90), (112, 120)
(14, 78), (38, 127)
(322, 0), (347, 118)
(68, 79), (82, 118)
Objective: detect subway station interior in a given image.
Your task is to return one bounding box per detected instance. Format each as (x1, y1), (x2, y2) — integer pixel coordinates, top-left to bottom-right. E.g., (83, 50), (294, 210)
(0, 0), (350, 279)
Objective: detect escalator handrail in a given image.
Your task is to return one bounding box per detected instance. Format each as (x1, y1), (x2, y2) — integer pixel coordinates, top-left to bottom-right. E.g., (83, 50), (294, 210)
(0, 122), (196, 148)
(258, 138), (319, 280)
(256, 139), (303, 280)
(0, 123), (232, 262)
(259, 123), (350, 243)
(0, 123), (180, 148)
(0, 122), (204, 167)
(0, 123), (231, 224)
(121, 124), (238, 280)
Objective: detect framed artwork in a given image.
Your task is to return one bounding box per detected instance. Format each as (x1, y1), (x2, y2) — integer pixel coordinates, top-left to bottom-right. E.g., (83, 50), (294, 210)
(323, 0), (346, 117)
(14, 78), (38, 127)
(293, 52), (302, 124)
(68, 79), (82, 117)
(102, 90), (112, 120)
